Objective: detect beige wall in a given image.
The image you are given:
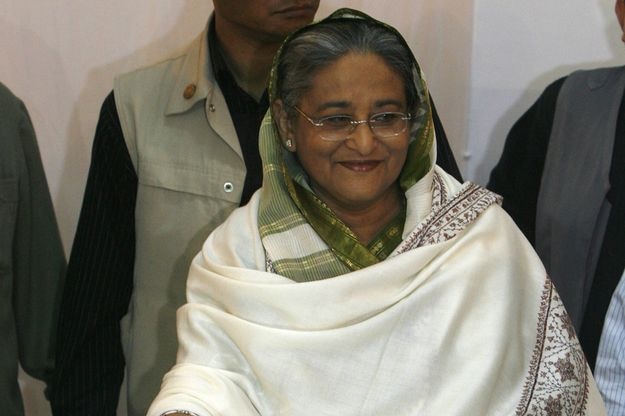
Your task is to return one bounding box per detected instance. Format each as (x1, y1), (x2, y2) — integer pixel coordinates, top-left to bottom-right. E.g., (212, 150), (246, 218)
(467, 0), (623, 184)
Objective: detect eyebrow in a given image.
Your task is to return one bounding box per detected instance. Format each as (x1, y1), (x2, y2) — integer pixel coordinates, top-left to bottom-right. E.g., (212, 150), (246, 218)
(315, 101), (350, 112)
(315, 99), (405, 113)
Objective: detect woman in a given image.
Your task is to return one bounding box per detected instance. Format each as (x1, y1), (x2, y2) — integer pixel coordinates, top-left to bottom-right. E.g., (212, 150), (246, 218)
(148, 9), (605, 415)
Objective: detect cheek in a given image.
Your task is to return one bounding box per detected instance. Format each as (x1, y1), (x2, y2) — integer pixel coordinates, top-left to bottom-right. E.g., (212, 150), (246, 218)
(390, 140), (410, 169)
(293, 140), (340, 186)
(295, 143), (332, 175)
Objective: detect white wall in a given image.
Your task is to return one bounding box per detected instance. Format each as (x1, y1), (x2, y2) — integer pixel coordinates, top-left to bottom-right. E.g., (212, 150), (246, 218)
(467, 0), (624, 185)
(1, 0), (621, 414)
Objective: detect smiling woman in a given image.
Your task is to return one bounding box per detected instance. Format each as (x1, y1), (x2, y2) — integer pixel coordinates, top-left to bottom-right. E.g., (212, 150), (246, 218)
(275, 52), (410, 244)
(147, 9), (606, 416)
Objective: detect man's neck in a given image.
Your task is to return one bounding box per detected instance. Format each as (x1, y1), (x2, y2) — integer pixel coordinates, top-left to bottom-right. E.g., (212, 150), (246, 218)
(214, 19), (283, 102)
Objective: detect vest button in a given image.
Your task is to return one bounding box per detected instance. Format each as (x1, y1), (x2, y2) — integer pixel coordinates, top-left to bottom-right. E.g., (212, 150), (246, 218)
(183, 84), (196, 99)
(209, 103), (216, 112)
(223, 182), (234, 193)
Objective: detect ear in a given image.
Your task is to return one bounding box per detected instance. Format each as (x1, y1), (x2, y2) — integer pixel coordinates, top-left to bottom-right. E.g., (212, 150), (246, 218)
(272, 99), (297, 152)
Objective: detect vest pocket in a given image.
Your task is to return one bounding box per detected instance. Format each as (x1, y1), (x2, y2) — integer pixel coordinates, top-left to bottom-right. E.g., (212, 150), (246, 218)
(137, 159), (244, 204)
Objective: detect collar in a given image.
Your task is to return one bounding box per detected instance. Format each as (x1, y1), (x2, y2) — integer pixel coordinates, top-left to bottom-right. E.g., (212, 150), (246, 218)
(585, 65), (625, 90)
(165, 16), (216, 116)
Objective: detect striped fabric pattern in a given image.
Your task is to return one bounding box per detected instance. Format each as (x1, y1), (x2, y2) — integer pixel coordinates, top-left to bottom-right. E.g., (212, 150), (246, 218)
(595, 269), (625, 416)
(50, 92), (136, 414)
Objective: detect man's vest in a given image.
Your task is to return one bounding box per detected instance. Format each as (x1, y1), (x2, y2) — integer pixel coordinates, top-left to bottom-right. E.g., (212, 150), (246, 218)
(536, 66), (625, 330)
(114, 27), (246, 416)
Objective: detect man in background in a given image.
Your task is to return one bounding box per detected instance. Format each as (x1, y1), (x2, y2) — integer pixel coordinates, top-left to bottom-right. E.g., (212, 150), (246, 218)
(0, 82), (66, 416)
(50, 2), (320, 415)
(488, 0), (625, 373)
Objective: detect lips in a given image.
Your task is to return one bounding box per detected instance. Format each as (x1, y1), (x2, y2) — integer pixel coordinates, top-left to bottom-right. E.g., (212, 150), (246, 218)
(339, 161), (381, 172)
(275, 4), (317, 18)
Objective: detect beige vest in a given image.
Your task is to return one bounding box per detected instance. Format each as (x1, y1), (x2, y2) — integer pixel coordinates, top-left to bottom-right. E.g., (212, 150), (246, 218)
(114, 25), (246, 416)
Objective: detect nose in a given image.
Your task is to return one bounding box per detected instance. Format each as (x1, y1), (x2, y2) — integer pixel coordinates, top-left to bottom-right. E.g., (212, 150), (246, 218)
(344, 121), (377, 155)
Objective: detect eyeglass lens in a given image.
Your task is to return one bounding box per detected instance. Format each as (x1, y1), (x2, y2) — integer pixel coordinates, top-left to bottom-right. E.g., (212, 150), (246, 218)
(319, 113), (409, 141)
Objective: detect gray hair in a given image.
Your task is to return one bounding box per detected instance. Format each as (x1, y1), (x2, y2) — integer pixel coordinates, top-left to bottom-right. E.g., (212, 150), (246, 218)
(274, 18), (418, 117)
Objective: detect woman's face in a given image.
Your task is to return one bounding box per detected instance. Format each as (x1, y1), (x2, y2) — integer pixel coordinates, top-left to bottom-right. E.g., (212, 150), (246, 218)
(284, 52), (411, 214)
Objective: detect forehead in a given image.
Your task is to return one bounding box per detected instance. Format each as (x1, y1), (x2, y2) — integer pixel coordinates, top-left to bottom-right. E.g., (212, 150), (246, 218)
(302, 53), (406, 110)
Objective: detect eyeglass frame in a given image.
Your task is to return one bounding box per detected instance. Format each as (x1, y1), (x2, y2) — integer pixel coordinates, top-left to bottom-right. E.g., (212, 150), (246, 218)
(292, 106), (412, 142)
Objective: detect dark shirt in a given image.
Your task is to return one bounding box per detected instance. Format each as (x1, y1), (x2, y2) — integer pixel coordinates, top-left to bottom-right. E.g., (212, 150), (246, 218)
(50, 92), (135, 414)
(488, 76), (625, 369)
(50, 28), (463, 415)
(209, 22), (269, 204)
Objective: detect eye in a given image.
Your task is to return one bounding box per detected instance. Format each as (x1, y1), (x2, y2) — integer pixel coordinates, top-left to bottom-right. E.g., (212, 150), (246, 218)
(318, 115), (352, 128)
(370, 112), (403, 126)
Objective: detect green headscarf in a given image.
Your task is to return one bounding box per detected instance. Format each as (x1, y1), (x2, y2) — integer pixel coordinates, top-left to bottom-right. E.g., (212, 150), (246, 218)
(258, 8), (435, 282)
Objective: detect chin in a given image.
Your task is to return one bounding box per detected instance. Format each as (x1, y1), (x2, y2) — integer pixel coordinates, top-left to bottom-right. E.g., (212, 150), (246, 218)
(272, 14), (315, 31)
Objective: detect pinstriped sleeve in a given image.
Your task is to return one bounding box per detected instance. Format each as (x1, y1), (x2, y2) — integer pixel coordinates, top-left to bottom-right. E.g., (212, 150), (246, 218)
(49, 91), (137, 414)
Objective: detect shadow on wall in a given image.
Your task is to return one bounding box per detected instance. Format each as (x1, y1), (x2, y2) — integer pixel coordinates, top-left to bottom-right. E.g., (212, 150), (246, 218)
(0, 17), (74, 250)
(411, 5), (473, 177)
(0, 16), (70, 416)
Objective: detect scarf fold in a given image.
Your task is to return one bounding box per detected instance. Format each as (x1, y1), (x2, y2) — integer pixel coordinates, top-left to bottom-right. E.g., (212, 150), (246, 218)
(148, 167), (604, 416)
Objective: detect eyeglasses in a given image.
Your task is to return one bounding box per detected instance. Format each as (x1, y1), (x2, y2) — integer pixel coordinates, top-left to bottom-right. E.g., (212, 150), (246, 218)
(293, 106), (412, 142)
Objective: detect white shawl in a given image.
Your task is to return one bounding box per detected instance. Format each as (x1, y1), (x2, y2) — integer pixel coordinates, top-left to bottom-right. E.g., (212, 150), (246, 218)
(148, 168), (605, 416)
